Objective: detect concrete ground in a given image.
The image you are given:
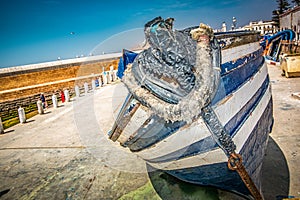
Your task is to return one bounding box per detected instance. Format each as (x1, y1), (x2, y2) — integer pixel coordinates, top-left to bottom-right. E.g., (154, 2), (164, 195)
(261, 64), (300, 199)
(0, 84), (149, 200)
(0, 64), (299, 200)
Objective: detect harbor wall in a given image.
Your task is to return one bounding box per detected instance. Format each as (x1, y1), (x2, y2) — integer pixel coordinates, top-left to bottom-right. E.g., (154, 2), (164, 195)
(0, 56), (120, 122)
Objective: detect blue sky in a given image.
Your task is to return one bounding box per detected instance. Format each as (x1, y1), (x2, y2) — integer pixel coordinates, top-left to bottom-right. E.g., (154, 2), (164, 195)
(0, 0), (277, 68)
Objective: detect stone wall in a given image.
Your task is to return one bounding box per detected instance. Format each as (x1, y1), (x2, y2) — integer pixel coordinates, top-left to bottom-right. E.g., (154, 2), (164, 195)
(0, 60), (118, 92)
(0, 57), (119, 122)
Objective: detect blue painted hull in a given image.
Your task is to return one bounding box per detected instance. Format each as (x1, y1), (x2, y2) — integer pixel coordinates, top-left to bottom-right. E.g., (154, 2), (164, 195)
(262, 29), (295, 65)
(109, 30), (273, 199)
(164, 99), (273, 198)
(142, 51), (273, 199)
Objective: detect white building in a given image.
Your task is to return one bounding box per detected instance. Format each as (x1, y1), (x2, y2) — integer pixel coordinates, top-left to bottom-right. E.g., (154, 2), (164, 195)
(243, 20), (278, 35)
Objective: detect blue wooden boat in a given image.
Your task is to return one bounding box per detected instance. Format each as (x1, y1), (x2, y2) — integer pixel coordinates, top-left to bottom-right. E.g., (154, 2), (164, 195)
(261, 29), (295, 66)
(108, 17), (273, 199)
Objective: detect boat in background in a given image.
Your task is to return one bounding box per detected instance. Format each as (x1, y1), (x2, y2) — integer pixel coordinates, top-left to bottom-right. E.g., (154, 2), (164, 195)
(108, 17), (274, 199)
(261, 29), (295, 66)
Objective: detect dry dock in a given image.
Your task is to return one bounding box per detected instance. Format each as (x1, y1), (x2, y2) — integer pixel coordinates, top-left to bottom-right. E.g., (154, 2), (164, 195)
(0, 63), (299, 199)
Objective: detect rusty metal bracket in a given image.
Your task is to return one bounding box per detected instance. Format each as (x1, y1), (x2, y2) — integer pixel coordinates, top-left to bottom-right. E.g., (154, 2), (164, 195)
(201, 105), (263, 200)
(228, 153), (263, 200)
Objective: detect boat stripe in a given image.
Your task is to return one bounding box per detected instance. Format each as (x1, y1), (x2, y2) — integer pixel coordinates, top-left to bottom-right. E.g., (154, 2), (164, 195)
(135, 119), (212, 160)
(147, 93), (272, 170)
(164, 101), (273, 196)
(145, 78), (271, 164)
(134, 62), (266, 158)
(126, 117), (186, 151)
(233, 87), (272, 152)
(220, 47), (263, 75)
(211, 53), (264, 105)
(221, 42), (261, 64)
(224, 76), (270, 137)
(148, 148), (226, 170)
(214, 62), (268, 125)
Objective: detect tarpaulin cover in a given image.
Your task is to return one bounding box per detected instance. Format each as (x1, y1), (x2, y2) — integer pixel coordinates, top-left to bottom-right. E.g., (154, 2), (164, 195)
(117, 50), (138, 79)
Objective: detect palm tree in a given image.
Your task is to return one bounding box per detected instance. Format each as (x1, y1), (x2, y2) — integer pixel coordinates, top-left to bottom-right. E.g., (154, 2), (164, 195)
(291, 0), (300, 6)
(272, 0), (291, 27)
(278, 0), (291, 12)
(272, 10), (280, 27)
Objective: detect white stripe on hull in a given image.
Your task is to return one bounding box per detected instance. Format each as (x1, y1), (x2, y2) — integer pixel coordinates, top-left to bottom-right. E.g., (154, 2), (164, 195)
(213, 63), (268, 125)
(234, 86), (272, 153)
(134, 63), (268, 160)
(149, 147), (227, 170)
(144, 85), (272, 170)
(136, 118), (211, 159)
(221, 42), (261, 64)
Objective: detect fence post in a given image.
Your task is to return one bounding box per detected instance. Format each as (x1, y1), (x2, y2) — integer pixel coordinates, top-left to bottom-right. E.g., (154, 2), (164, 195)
(64, 89), (70, 102)
(103, 72), (108, 85)
(75, 85), (80, 97)
(84, 82), (89, 94)
(92, 79), (96, 91)
(109, 66), (114, 82)
(114, 70), (118, 81)
(37, 99), (44, 114)
(98, 76), (103, 87)
(0, 117), (4, 134)
(18, 107), (26, 123)
(52, 94), (58, 108)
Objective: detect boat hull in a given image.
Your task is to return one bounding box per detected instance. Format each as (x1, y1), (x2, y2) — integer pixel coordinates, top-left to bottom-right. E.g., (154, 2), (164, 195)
(162, 97), (272, 198)
(109, 32), (273, 199)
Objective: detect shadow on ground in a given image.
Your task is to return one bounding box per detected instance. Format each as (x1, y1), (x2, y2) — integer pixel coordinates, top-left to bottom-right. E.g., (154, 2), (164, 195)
(261, 136), (289, 200)
(43, 111), (52, 115)
(146, 136), (289, 200)
(25, 119), (35, 123)
(3, 130), (14, 134)
(0, 189), (10, 198)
